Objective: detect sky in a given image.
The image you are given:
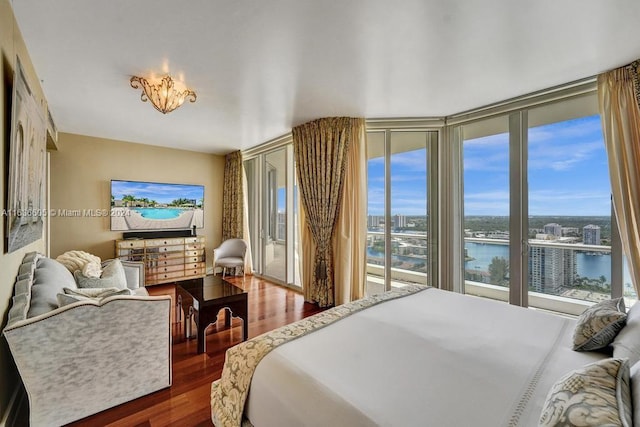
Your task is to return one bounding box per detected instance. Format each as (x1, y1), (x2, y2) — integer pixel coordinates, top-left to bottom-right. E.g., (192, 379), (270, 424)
(367, 114), (610, 217)
(368, 147), (427, 216)
(112, 180), (205, 205)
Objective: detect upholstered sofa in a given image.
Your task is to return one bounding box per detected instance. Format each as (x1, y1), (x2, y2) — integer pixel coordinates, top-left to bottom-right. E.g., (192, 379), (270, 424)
(2, 252), (172, 427)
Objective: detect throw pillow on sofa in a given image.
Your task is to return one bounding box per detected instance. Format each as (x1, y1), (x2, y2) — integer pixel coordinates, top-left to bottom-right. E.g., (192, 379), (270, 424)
(74, 259), (127, 289)
(56, 250), (102, 277)
(57, 287), (133, 307)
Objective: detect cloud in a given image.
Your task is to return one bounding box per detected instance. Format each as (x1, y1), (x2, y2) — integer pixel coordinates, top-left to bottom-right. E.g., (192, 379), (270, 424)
(529, 140), (604, 171)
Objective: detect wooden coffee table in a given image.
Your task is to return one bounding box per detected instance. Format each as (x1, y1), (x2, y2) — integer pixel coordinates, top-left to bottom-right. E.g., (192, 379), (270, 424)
(176, 275), (248, 354)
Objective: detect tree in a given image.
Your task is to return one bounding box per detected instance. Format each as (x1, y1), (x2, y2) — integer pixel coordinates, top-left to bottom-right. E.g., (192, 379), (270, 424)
(489, 256), (509, 285)
(121, 194), (136, 207)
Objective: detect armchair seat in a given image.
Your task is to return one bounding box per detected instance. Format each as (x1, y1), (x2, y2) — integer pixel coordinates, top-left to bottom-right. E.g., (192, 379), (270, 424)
(213, 239), (247, 278)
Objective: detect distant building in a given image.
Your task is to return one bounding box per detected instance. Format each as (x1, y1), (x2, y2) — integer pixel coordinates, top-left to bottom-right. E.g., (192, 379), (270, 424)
(562, 227), (579, 237)
(543, 223), (562, 238)
(393, 214), (407, 229)
(583, 224), (601, 245)
(529, 245), (576, 294)
(368, 215), (384, 228)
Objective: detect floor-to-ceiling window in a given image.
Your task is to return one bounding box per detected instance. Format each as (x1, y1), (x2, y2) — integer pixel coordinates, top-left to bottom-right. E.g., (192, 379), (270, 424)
(459, 89), (626, 315)
(526, 100), (617, 309)
(366, 129), (437, 295)
(462, 116), (510, 302)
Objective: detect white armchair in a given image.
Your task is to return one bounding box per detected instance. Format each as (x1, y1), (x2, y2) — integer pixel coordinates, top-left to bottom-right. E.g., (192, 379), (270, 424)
(213, 238), (247, 278)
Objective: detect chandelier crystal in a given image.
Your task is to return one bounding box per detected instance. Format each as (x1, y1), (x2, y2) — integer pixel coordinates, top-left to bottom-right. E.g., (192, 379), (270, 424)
(130, 75), (196, 114)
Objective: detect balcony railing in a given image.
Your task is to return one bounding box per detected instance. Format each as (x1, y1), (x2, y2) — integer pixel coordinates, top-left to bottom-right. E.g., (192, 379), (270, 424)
(366, 232), (633, 316)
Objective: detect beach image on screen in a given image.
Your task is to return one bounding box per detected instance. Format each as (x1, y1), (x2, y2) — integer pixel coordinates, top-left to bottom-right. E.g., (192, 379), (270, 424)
(110, 180), (204, 231)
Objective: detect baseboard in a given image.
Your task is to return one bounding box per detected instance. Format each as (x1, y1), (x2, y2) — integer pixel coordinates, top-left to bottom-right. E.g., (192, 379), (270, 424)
(0, 385), (26, 427)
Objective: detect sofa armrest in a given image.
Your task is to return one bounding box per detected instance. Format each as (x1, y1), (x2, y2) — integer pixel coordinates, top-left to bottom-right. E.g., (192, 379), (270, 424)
(3, 295), (171, 427)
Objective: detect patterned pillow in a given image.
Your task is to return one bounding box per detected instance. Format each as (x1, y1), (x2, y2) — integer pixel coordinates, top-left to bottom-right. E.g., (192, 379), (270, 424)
(57, 287), (132, 307)
(74, 259), (127, 289)
(573, 298), (626, 351)
(539, 358), (632, 427)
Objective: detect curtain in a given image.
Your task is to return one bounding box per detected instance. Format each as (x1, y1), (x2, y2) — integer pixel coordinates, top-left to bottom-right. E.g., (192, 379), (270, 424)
(298, 199), (315, 302)
(333, 118), (367, 305)
(222, 150), (243, 241)
(241, 164), (254, 274)
(598, 60), (640, 297)
(293, 117), (352, 307)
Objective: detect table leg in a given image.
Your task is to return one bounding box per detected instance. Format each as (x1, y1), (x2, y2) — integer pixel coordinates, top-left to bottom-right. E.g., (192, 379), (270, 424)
(224, 308), (231, 327)
(185, 306), (196, 339)
(175, 294), (182, 322)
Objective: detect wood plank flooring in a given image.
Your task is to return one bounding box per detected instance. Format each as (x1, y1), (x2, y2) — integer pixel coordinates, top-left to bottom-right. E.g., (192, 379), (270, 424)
(28, 276), (322, 427)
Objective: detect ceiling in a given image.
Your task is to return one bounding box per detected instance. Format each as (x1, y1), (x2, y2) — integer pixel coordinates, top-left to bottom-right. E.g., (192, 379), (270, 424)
(10, 0), (640, 155)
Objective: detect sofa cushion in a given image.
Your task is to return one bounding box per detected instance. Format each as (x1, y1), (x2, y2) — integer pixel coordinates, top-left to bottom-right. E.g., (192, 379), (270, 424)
(74, 259), (127, 289)
(28, 258), (78, 318)
(56, 287), (133, 307)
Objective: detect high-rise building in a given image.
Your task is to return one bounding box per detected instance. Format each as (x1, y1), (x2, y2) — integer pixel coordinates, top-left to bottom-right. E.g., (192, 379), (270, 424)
(368, 215), (384, 228)
(583, 224), (601, 245)
(393, 214), (407, 229)
(543, 223), (562, 238)
(529, 245), (576, 294)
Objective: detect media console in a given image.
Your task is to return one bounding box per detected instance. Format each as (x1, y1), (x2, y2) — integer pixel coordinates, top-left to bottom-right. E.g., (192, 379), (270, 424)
(115, 234), (206, 286)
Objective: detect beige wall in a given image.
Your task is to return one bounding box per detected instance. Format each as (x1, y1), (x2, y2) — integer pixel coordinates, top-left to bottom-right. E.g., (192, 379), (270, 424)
(0, 0), (49, 420)
(50, 133), (224, 265)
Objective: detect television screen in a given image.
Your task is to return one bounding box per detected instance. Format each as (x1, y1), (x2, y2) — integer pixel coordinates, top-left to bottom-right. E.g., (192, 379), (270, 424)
(110, 180), (204, 231)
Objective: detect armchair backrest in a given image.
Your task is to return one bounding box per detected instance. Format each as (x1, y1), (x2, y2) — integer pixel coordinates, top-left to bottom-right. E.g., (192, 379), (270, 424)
(217, 239), (247, 259)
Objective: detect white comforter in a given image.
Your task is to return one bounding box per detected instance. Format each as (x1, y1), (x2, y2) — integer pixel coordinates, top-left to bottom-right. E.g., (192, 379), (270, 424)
(245, 287), (606, 427)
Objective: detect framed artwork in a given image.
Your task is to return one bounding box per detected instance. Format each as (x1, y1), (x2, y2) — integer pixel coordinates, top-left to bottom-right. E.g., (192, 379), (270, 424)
(6, 58), (46, 253)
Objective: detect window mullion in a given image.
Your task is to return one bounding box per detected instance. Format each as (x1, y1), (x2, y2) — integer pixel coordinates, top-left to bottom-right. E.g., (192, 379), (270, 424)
(509, 111), (529, 307)
(611, 198), (623, 299)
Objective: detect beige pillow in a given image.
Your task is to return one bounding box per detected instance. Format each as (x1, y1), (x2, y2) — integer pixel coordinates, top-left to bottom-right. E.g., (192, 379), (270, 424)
(56, 250), (102, 277)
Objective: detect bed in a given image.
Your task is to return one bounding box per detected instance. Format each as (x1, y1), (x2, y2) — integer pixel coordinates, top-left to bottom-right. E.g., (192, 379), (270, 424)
(211, 285), (636, 427)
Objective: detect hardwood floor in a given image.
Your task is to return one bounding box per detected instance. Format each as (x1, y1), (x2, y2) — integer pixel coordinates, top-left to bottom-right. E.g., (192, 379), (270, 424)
(41, 276), (322, 427)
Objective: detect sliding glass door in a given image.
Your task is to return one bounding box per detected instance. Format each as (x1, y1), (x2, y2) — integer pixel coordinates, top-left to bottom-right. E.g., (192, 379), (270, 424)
(366, 129), (437, 295)
(263, 148), (287, 282)
(461, 116), (510, 302)
(244, 145), (299, 287)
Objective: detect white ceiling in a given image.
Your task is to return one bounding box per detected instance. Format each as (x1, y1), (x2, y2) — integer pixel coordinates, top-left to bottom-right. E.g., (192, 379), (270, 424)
(10, 0), (640, 155)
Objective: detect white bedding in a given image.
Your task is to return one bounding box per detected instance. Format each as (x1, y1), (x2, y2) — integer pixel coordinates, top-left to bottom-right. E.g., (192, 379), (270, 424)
(245, 287), (606, 427)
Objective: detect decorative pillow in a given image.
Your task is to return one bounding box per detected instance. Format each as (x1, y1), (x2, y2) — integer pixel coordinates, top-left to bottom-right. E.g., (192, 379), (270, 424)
(539, 358), (632, 427)
(56, 287), (132, 307)
(74, 259), (127, 289)
(56, 250), (102, 276)
(613, 302), (640, 366)
(573, 298), (626, 351)
(82, 261), (102, 278)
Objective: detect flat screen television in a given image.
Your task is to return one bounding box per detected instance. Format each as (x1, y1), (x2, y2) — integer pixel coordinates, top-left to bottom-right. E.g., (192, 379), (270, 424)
(110, 179), (204, 231)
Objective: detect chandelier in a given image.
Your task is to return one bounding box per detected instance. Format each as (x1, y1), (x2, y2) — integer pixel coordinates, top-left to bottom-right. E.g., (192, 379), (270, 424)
(130, 75), (197, 114)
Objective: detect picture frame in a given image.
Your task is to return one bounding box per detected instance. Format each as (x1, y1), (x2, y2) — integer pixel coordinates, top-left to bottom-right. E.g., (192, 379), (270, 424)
(6, 57), (47, 253)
